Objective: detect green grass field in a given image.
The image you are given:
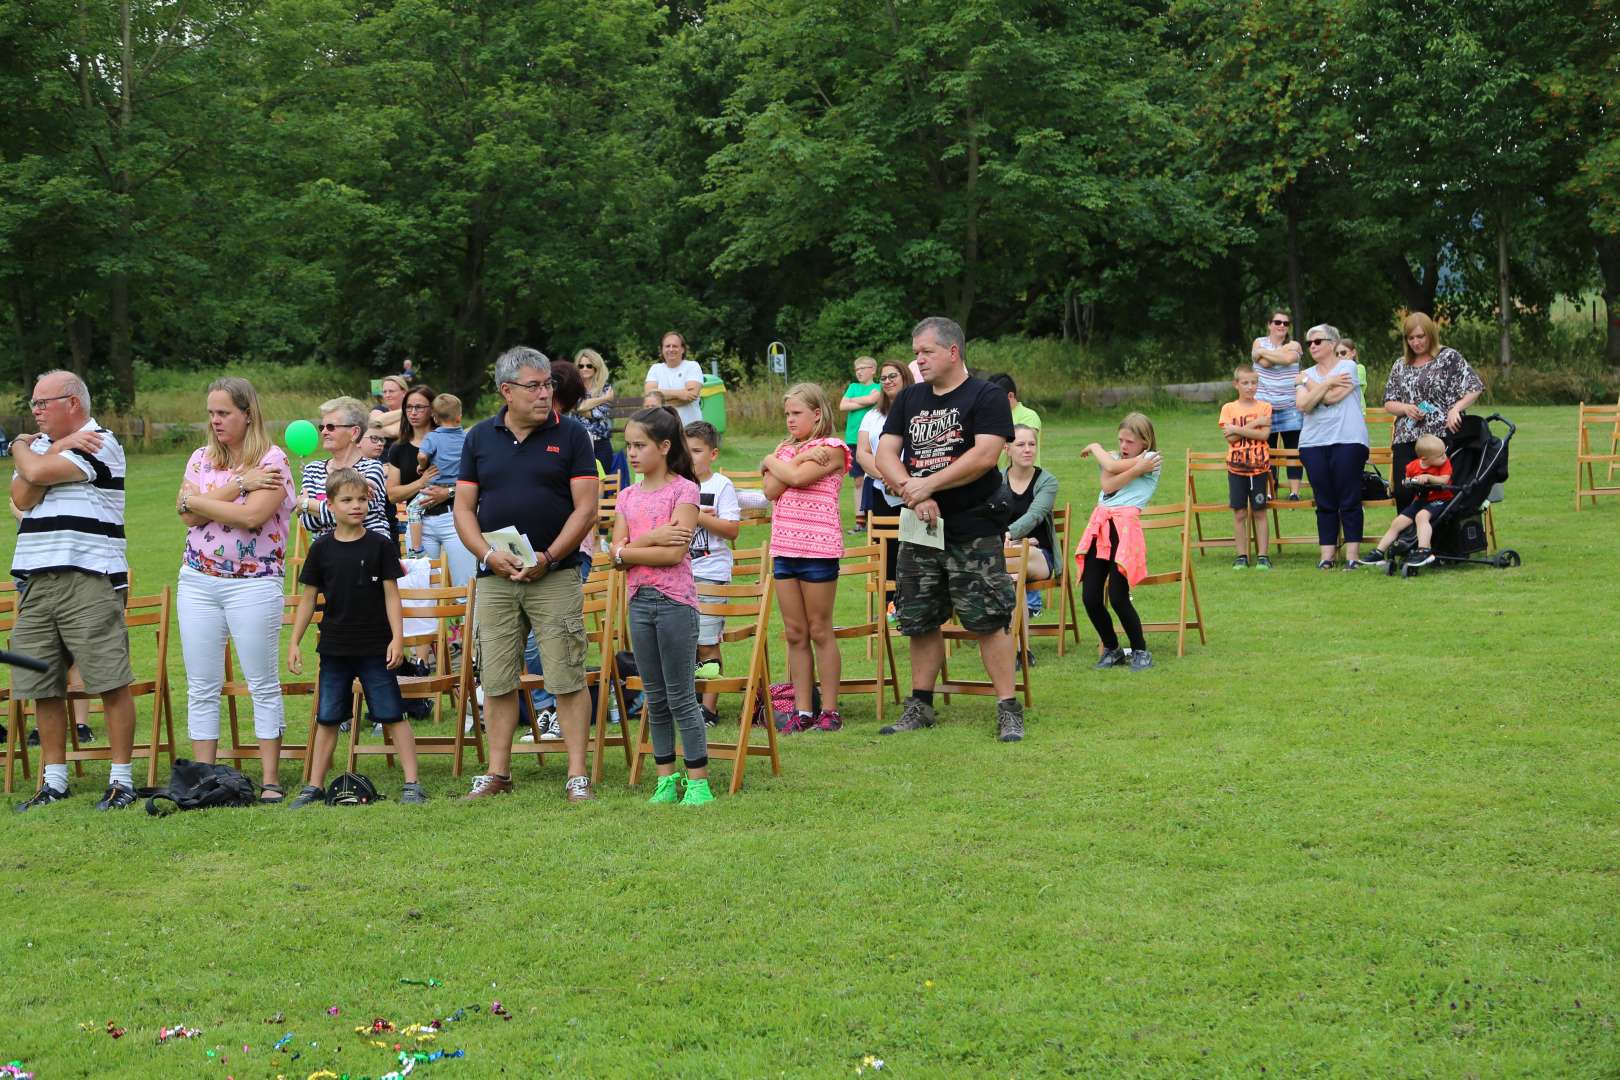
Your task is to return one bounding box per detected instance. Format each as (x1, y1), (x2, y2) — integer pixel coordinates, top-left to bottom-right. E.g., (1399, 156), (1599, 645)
(3, 406), (1616, 1078)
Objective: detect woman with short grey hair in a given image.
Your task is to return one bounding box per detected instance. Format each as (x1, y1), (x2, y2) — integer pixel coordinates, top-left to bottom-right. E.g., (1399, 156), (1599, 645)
(296, 395), (392, 540)
(1295, 324), (1371, 569)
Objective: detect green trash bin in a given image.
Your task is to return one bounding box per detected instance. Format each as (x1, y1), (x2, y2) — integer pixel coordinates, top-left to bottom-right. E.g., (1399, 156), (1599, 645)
(699, 374), (727, 434)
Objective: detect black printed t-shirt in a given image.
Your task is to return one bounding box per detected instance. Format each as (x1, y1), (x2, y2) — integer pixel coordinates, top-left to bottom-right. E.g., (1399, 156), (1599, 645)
(882, 376), (1015, 540)
(299, 530), (403, 656)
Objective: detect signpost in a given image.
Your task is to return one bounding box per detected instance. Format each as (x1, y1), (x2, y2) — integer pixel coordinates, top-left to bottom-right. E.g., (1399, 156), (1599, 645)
(767, 341), (787, 378)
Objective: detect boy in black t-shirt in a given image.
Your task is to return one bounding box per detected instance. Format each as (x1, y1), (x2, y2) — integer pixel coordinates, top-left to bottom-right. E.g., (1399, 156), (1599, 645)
(287, 468), (425, 807)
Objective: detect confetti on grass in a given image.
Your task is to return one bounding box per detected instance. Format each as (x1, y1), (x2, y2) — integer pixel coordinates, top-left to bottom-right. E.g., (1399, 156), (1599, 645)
(156, 1024), (202, 1043)
(1, 1061), (35, 1079)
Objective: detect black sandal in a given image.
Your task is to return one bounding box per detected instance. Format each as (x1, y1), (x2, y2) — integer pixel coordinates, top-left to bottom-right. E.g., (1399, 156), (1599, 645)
(258, 783), (285, 804)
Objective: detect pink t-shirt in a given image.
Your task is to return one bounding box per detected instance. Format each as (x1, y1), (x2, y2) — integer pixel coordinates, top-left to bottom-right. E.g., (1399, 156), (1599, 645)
(181, 445), (296, 579)
(769, 437), (850, 559)
(619, 475), (700, 608)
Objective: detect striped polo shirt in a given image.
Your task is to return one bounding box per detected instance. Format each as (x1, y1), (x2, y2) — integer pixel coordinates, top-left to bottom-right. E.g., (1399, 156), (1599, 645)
(12, 419), (128, 589)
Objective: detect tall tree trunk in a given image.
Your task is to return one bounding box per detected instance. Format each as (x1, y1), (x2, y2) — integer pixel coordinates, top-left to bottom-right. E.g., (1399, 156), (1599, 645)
(1218, 256), (1244, 350)
(956, 114), (980, 332)
(1283, 185), (1305, 336)
(1389, 253), (1441, 314)
(107, 0), (136, 409)
(1496, 206), (1512, 370)
(448, 221), (488, 393)
(65, 307), (93, 377)
(1596, 233), (1620, 364)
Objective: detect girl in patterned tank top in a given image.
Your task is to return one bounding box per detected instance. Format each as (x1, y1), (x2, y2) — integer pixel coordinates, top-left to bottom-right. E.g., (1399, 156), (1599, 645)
(761, 382), (851, 733)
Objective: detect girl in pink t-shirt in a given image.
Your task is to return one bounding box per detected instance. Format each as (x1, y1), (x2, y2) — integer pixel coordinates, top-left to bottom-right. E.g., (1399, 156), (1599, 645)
(611, 406), (713, 806)
(761, 382), (851, 734)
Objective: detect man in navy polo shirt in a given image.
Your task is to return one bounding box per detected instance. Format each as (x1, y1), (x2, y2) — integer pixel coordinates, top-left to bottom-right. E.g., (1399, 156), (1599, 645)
(454, 346), (601, 802)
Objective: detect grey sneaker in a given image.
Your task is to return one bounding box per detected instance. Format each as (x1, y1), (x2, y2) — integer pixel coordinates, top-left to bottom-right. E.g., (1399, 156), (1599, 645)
(287, 784), (324, 808)
(996, 699), (1024, 743)
(1093, 647), (1127, 670)
(1128, 649), (1154, 671)
(879, 697), (936, 735)
(400, 781), (428, 805)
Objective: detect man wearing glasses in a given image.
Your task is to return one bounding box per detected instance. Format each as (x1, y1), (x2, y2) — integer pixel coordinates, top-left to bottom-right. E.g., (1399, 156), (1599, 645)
(455, 347), (600, 803)
(8, 371), (137, 811)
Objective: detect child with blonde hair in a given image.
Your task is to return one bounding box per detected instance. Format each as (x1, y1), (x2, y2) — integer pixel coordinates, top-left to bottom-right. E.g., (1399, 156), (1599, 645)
(1078, 413), (1162, 671)
(761, 382), (850, 732)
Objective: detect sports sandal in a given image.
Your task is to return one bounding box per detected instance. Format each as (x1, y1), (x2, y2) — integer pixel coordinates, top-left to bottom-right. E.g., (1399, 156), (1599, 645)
(258, 783), (285, 804)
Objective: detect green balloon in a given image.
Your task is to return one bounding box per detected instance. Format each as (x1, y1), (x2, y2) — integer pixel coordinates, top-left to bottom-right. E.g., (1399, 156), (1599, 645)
(283, 419), (319, 457)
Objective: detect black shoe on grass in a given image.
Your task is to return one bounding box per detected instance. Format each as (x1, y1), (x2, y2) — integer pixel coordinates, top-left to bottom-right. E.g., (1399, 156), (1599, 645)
(15, 785), (69, 812)
(95, 783), (137, 811)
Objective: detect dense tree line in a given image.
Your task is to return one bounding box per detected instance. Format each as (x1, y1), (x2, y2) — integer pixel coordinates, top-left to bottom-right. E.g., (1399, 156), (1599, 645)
(1, 0), (1615, 407)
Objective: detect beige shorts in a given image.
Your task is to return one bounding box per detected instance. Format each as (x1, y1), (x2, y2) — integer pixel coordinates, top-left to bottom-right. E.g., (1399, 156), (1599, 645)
(475, 570), (587, 698)
(10, 570), (133, 699)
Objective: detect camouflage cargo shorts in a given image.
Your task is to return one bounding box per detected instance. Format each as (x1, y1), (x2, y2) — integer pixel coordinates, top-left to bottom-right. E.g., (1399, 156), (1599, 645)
(895, 535), (1014, 636)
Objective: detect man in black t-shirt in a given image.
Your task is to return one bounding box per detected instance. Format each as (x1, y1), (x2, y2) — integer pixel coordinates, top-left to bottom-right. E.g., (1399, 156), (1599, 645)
(876, 316), (1023, 742)
(453, 346), (600, 803)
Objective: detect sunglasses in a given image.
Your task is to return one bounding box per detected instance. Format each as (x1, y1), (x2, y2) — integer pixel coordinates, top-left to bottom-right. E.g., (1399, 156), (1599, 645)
(319, 422), (359, 432)
(1271, 319), (1290, 326)
(1306, 339), (1329, 347)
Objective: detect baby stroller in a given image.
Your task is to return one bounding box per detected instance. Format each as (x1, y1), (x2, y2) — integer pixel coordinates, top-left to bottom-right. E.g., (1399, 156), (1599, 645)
(1385, 413), (1521, 578)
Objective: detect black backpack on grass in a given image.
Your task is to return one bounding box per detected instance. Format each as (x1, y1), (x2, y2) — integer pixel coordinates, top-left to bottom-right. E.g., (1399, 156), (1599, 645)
(137, 759), (258, 815)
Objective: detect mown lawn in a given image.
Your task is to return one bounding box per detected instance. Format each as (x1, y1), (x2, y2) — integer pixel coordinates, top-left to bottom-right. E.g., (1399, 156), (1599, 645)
(2, 405), (1616, 1078)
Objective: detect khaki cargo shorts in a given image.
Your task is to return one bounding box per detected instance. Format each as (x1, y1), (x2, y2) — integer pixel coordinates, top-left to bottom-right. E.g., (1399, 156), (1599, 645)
(475, 570), (587, 698)
(10, 570), (133, 699)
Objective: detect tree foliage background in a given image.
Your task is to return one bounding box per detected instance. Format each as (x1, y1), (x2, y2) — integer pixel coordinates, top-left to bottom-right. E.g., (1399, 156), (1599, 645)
(1, 0), (1616, 406)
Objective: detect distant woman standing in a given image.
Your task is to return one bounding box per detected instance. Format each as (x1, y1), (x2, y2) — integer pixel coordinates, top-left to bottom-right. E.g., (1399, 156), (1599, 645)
(575, 348), (617, 476)
(174, 377), (296, 799)
(643, 331), (704, 426)
(1382, 312), (1483, 515)
(1253, 310), (1304, 499)
(1295, 324), (1370, 569)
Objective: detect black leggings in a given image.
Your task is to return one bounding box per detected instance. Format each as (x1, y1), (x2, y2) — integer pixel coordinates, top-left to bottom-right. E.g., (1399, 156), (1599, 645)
(1081, 523), (1146, 651)
(1269, 427), (1302, 482)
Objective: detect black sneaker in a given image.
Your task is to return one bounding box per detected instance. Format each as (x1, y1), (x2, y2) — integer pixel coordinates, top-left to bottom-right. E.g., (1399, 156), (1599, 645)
(287, 784), (325, 809)
(400, 781), (428, 805)
(1232, 554), (1249, 570)
(1128, 649), (1154, 671)
(1316, 560), (1334, 570)
(996, 699), (1024, 743)
(1408, 548), (1436, 567)
(14, 784), (69, 812)
(1288, 492), (1302, 501)
(879, 697), (936, 735)
(1255, 556), (1273, 571)
(94, 782), (137, 811)
(700, 707), (721, 729)
(1362, 549), (1386, 564)
(1093, 647), (1127, 670)
(26, 728), (39, 747)
(75, 723), (94, 743)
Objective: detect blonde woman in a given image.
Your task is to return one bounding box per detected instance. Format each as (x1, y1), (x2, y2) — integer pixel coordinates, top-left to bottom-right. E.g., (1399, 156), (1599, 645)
(575, 348), (617, 475)
(174, 377), (296, 799)
(761, 382), (850, 733)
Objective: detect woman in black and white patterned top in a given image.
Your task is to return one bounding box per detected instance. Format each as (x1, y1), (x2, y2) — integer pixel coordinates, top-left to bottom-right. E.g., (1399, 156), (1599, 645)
(1382, 312), (1483, 515)
(296, 396), (392, 540)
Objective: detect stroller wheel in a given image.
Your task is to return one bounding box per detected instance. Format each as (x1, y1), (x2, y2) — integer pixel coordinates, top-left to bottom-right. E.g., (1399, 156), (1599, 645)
(1400, 564), (1418, 579)
(1384, 559), (1397, 577)
(1495, 549), (1521, 569)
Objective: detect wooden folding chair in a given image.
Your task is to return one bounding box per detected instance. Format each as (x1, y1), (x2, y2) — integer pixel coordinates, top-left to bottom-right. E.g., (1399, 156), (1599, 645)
(0, 584), (27, 787)
(832, 542), (901, 726)
(617, 544), (780, 794)
(507, 557), (624, 783)
(938, 539), (1033, 706)
(1186, 451), (1249, 557)
(1576, 401), (1620, 509)
(1024, 504), (1081, 657)
(4, 587), (178, 792)
(342, 576), (483, 778)
(1131, 503), (1207, 657)
(221, 593), (317, 771)
(721, 469), (773, 535)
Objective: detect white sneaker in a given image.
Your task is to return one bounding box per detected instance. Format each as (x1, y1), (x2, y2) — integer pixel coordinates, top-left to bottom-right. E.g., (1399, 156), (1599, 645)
(519, 706), (559, 742)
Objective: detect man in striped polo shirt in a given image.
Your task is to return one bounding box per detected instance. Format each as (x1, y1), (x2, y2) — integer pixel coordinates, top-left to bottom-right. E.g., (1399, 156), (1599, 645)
(9, 370), (137, 811)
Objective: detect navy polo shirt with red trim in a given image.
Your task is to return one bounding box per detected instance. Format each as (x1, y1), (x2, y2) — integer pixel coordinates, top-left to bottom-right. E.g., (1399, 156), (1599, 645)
(459, 407), (597, 572)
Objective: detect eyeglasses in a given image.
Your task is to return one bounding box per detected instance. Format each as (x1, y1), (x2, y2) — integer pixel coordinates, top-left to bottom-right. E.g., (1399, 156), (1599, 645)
(319, 422), (359, 433)
(29, 393), (74, 409)
(1271, 319), (1290, 326)
(1306, 339), (1329, 347)
(405, 403), (431, 411)
(503, 379), (554, 394)
(879, 373), (902, 382)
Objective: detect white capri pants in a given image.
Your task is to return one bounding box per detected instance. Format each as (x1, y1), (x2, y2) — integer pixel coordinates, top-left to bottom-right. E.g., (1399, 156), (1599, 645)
(177, 566), (286, 741)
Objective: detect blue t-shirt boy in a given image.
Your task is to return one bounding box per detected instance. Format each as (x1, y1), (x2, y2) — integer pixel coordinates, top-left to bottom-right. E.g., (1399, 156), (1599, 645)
(418, 425), (466, 488)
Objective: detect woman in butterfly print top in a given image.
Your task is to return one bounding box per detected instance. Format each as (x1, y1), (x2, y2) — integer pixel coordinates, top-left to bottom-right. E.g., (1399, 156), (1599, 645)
(174, 377), (296, 800)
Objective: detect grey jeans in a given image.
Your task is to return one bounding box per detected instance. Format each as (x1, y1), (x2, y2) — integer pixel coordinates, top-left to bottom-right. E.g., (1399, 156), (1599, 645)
(628, 586), (707, 767)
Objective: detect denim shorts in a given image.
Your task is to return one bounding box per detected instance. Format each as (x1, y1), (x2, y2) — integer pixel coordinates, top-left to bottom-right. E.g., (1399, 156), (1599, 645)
(317, 653), (404, 726)
(772, 556), (840, 583)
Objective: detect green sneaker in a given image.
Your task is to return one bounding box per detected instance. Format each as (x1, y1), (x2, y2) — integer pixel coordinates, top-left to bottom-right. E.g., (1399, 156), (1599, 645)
(648, 773), (683, 805)
(679, 777), (715, 807)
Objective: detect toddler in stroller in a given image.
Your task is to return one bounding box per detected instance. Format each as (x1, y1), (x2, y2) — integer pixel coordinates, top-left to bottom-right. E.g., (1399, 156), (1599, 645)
(1367, 414), (1520, 577)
